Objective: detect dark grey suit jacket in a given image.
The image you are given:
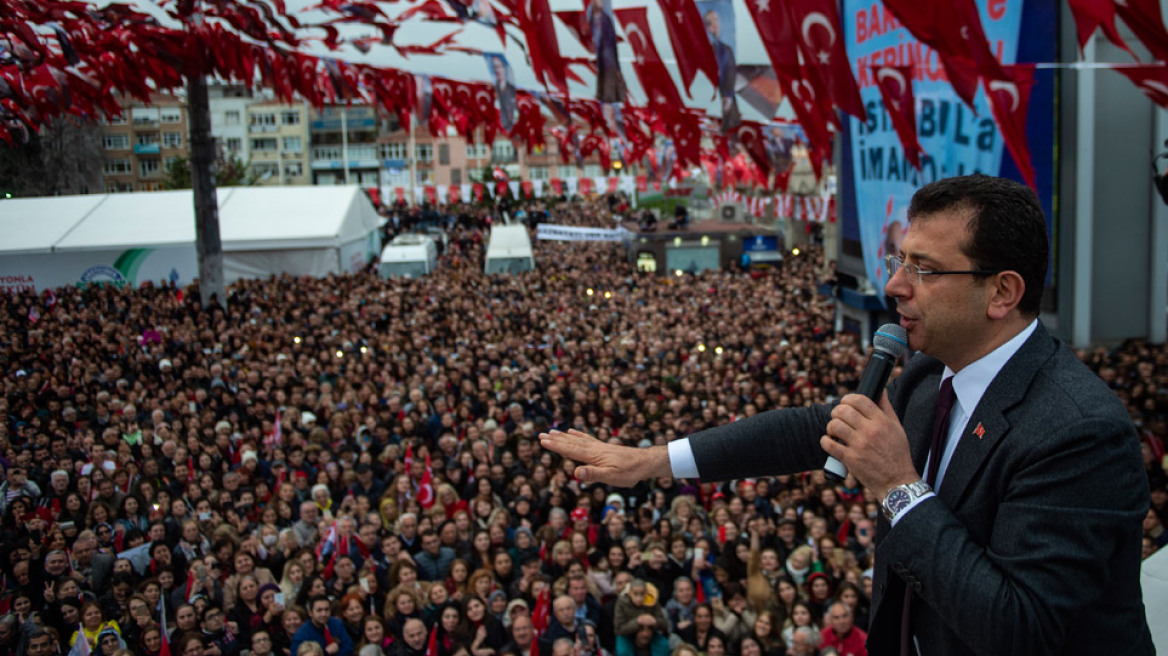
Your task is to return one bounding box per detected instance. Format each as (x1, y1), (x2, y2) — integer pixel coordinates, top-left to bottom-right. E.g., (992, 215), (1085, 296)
(688, 323), (1153, 655)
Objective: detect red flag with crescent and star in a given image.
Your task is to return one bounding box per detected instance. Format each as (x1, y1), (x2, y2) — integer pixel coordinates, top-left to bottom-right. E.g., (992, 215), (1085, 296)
(786, 0), (866, 121)
(871, 65), (924, 171)
(984, 64), (1037, 191)
(613, 7), (684, 114)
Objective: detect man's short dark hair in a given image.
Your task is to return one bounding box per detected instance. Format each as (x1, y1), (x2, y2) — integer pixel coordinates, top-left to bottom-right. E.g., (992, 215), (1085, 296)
(309, 595), (331, 610)
(908, 174), (1048, 316)
(420, 528), (438, 540)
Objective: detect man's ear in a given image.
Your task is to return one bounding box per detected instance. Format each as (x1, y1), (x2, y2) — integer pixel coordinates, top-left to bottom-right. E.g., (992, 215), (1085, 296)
(985, 271), (1025, 320)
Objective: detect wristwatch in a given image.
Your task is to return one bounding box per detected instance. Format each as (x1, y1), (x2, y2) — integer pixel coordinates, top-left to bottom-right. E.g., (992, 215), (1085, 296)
(881, 480), (933, 522)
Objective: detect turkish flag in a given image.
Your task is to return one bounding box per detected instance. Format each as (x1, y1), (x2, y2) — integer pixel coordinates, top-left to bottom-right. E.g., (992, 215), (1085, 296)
(606, 176), (620, 193)
(614, 7), (684, 112)
(448, 184), (463, 202)
(1067, 0), (1136, 58)
(655, 0), (720, 97)
(496, 180), (509, 197)
(424, 186), (437, 205)
(522, 180), (534, 196)
(515, 0), (570, 95)
(512, 92), (547, 153)
(1117, 0), (1168, 62)
(871, 65), (924, 170)
(984, 64), (1037, 191)
(1113, 64), (1168, 108)
(473, 183), (485, 201)
(787, 0), (865, 120)
(879, 0), (1004, 108)
(779, 72), (832, 180)
(636, 175), (648, 192)
(550, 178), (564, 195)
(744, 0), (800, 83)
(732, 120), (772, 179)
(394, 187), (406, 203)
(579, 177), (595, 194)
(665, 109), (703, 169)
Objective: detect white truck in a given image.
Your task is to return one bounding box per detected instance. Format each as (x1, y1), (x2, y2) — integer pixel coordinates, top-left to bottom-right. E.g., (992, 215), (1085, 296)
(378, 234), (438, 278)
(484, 224), (535, 274)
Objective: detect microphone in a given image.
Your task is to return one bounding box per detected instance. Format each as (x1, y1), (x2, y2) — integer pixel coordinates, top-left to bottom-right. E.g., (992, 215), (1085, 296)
(823, 323), (909, 482)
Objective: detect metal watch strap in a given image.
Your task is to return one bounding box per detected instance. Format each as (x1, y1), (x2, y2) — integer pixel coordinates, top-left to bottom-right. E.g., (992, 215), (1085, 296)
(881, 480), (933, 522)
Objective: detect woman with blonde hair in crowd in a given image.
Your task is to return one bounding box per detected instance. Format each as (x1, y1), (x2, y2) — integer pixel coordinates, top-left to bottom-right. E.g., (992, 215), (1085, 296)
(280, 560), (307, 604)
(383, 584), (424, 642)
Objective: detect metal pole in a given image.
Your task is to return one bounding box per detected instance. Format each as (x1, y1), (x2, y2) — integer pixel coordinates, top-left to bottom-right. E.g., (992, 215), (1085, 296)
(341, 106), (351, 184)
(187, 73), (225, 309)
(409, 115), (417, 205)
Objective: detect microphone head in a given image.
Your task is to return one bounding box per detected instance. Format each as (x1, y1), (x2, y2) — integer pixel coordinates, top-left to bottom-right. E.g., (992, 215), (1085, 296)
(873, 323), (908, 358)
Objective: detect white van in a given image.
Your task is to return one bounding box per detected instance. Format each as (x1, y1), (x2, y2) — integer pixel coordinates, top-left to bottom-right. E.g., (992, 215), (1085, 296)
(485, 224), (535, 274)
(378, 234), (438, 278)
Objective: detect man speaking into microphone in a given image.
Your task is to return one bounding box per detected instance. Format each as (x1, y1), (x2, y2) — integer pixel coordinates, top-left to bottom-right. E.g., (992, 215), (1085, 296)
(541, 175), (1153, 655)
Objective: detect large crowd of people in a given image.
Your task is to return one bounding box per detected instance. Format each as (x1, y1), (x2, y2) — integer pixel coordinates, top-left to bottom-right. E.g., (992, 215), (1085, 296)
(0, 196), (1164, 656)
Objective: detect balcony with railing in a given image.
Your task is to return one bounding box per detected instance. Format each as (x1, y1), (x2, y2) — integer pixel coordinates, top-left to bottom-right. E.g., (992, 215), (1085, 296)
(311, 144), (381, 170)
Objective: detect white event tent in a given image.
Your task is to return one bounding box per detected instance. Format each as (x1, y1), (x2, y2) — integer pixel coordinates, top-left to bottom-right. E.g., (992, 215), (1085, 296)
(0, 185), (381, 293)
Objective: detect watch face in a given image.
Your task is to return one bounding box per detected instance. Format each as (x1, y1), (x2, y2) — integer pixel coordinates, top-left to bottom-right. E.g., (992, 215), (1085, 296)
(887, 489), (910, 513)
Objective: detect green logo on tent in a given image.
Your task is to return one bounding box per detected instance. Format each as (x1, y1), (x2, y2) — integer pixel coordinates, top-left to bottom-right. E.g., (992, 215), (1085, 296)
(77, 249), (152, 289)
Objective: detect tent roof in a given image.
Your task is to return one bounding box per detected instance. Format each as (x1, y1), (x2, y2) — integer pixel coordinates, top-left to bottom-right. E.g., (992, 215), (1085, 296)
(0, 186), (379, 254)
(0, 194), (108, 254)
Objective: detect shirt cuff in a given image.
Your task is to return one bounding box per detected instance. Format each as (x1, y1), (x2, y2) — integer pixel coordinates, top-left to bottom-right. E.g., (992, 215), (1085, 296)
(668, 438), (700, 478)
(890, 491), (935, 526)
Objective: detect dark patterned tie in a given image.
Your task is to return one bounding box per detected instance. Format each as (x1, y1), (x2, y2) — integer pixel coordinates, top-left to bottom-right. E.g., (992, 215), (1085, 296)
(901, 377), (957, 656)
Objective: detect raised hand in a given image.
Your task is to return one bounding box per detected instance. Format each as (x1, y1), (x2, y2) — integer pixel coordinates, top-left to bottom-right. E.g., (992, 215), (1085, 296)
(538, 428), (671, 488)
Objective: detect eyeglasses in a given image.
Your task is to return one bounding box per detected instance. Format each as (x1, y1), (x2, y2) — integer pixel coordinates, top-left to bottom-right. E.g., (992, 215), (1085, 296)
(884, 254), (1002, 285)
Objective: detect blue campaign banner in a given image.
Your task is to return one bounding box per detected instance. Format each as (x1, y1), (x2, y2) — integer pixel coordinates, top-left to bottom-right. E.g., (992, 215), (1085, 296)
(839, 0), (1057, 300)
(744, 235), (779, 252)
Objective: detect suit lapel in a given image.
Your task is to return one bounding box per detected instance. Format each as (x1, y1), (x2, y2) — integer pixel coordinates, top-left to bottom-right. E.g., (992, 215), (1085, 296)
(936, 324), (1056, 508)
(906, 371), (944, 475)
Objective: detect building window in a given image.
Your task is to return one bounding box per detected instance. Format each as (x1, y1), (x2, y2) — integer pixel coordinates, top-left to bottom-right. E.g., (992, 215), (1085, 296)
(282, 110), (301, 125)
(103, 159), (132, 175)
(528, 166), (549, 181)
(252, 162), (280, 180)
(284, 162), (304, 178)
(415, 144), (433, 162)
(136, 133), (159, 146)
(282, 136), (302, 153)
(251, 113), (276, 127)
(380, 143), (407, 160)
(466, 143), (489, 159)
(105, 115), (127, 126)
(140, 159), (160, 177)
(492, 139), (515, 161)
(103, 134), (130, 150)
(224, 110), (241, 126)
(438, 143), (450, 166)
(160, 108), (182, 124)
(164, 156), (181, 170)
(583, 164), (603, 177)
(106, 182), (133, 193)
(558, 165), (576, 179)
(251, 138), (277, 151)
(417, 169), (434, 184)
(162, 132), (183, 148)
(226, 137), (242, 153)
(451, 168), (462, 185)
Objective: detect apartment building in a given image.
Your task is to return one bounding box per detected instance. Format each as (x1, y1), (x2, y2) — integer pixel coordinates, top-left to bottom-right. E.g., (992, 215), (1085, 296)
(99, 94), (189, 193)
(246, 101), (311, 186)
(309, 104), (383, 186)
